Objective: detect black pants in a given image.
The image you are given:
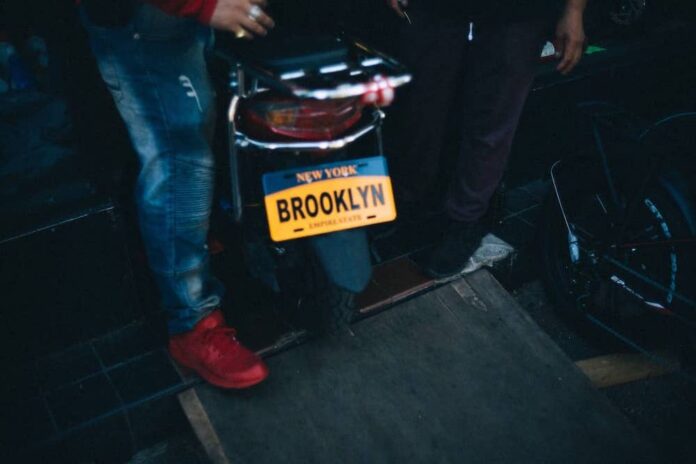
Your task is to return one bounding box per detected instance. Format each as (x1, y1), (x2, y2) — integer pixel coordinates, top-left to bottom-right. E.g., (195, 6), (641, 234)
(390, 7), (552, 222)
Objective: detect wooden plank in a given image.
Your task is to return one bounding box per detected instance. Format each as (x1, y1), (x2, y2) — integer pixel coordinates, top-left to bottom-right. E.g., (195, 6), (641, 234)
(450, 277), (489, 312)
(576, 353), (680, 389)
(178, 389), (230, 464)
(464, 269), (597, 366)
(185, 270), (660, 464)
(356, 256), (434, 314)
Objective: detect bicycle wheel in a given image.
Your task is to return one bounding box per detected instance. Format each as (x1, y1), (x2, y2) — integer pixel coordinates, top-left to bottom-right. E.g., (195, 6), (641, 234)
(540, 163), (691, 323)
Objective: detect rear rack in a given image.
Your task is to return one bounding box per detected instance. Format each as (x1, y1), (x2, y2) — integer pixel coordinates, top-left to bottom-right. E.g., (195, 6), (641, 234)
(215, 34), (412, 100)
(219, 33), (410, 222)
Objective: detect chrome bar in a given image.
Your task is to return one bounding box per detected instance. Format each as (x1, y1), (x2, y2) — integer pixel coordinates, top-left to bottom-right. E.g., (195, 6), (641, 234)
(227, 95), (244, 222)
(291, 74), (412, 100)
(215, 36), (412, 101)
(550, 160), (580, 263)
(603, 254), (696, 309)
(235, 110), (385, 152)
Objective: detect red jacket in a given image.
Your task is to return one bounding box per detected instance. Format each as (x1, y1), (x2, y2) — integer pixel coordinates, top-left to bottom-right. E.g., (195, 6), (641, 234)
(76, 0), (218, 23)
(147, 0), (218, 23)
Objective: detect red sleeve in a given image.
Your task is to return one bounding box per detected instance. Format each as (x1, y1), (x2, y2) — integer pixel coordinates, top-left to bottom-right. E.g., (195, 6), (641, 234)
(145, 0), (218, 24)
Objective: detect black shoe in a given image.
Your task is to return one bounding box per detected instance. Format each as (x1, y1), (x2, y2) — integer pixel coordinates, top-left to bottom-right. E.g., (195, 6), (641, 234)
(423, 220), (486, 282)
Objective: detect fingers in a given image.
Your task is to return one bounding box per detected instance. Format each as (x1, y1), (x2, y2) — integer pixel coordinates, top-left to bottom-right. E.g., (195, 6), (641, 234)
(559, 51), (580, 74)
(240, 14), (269, 36)
(567, 46), (583, 73)
(253, 9), (275, 29)
(556, 38), (583, 75)
(241, 0), (275, 37)
(556, 38), (571, 73)
(209, 0), (275, 37)
(552, 37), (565, 61)
(553, 9), (586, 75)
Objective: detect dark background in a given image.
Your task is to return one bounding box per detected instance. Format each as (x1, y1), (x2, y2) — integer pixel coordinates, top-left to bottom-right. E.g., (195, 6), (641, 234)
(1, 1), (696, 462)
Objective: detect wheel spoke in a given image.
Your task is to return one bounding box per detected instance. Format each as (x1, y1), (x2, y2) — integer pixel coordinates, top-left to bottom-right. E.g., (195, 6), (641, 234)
(618, 237), (696, 250)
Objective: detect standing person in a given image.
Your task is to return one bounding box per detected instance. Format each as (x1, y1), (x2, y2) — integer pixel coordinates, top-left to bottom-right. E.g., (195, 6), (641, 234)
(385, 0), (587, 280)
(80, 0), (275, 389)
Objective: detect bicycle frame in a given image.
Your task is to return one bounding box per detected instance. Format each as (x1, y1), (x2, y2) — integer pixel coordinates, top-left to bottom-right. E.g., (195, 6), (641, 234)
(550, 104), (696, 323)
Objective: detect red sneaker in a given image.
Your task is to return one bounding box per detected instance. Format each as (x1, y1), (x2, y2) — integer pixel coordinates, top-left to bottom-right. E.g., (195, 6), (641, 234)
(169, 310), (269, 389)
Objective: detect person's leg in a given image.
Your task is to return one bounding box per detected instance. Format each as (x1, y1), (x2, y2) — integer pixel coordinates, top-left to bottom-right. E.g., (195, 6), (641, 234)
(425, 19), (550, 279)
(81, 5), (267, 388)
(82, 5), (222, 334)
(388, 7), (468, 203)
(446, 20), (550, 222)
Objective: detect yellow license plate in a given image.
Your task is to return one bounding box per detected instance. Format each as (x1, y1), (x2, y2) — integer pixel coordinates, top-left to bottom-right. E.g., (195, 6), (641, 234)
(263, 156), (397, 242)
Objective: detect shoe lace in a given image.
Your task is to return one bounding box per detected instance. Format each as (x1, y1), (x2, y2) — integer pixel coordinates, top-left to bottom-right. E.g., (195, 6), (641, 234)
(202, 327), (241, 359)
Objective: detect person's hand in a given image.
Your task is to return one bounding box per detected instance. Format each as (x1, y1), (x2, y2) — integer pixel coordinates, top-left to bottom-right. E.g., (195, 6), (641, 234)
(209, 0), (275, 39)
(386, 0), (408, 18)
(554, 5), (586, 75)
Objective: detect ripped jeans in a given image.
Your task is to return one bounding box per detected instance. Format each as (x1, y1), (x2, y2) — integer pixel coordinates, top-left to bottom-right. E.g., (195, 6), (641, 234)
(82, 4), (223, 334)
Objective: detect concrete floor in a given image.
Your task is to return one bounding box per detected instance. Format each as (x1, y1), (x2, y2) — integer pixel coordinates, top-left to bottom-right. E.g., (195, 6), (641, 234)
(131, 279), (696, 464)
(137, 286), (696, 464)
(514, 281), (696, 464)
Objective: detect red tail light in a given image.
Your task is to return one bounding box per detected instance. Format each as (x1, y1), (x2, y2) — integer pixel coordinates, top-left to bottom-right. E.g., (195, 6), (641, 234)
(239, 94), (364, 141)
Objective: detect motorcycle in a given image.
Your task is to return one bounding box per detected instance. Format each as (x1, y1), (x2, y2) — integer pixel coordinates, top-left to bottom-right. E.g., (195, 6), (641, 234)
(212, 32), (411, 332)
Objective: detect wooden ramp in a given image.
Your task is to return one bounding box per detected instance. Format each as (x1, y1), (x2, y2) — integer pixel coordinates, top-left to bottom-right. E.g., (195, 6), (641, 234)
(181, 270), (659, 464)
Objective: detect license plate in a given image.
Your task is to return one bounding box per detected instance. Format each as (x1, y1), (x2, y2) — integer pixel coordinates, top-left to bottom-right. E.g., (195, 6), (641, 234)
(263, 156), (397, 242)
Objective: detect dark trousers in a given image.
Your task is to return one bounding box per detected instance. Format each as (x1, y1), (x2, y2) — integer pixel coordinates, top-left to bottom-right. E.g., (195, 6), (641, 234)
(390, 8), (552, 222)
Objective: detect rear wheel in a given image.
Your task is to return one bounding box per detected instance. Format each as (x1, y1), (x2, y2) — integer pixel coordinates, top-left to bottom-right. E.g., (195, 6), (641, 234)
(286, 249), (358, 335)
(305, 282), (357, 334)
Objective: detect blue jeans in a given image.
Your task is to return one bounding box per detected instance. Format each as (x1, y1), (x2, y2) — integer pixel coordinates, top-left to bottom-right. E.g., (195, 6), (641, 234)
(82, 5), (223, 334)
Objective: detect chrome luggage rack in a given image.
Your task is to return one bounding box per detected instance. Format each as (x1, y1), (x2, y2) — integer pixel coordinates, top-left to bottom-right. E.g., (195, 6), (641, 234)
(215, 34), (412, 101)
(215, 34), (412, 222)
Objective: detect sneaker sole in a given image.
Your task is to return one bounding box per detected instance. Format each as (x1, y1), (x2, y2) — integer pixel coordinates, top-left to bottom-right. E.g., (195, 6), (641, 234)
(171, 350), (269, 390)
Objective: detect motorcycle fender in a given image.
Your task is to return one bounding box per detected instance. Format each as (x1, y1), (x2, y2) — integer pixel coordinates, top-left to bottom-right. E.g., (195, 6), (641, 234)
(309, 229), (372, 294)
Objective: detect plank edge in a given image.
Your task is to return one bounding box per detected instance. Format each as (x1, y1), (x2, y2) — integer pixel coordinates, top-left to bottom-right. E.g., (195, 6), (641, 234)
(178, 388), (232, 464)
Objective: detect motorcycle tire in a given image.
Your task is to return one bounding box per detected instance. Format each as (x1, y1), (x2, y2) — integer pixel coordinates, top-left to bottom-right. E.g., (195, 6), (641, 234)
(307, 282), (357, 334)
(289, 251), (359, 335)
